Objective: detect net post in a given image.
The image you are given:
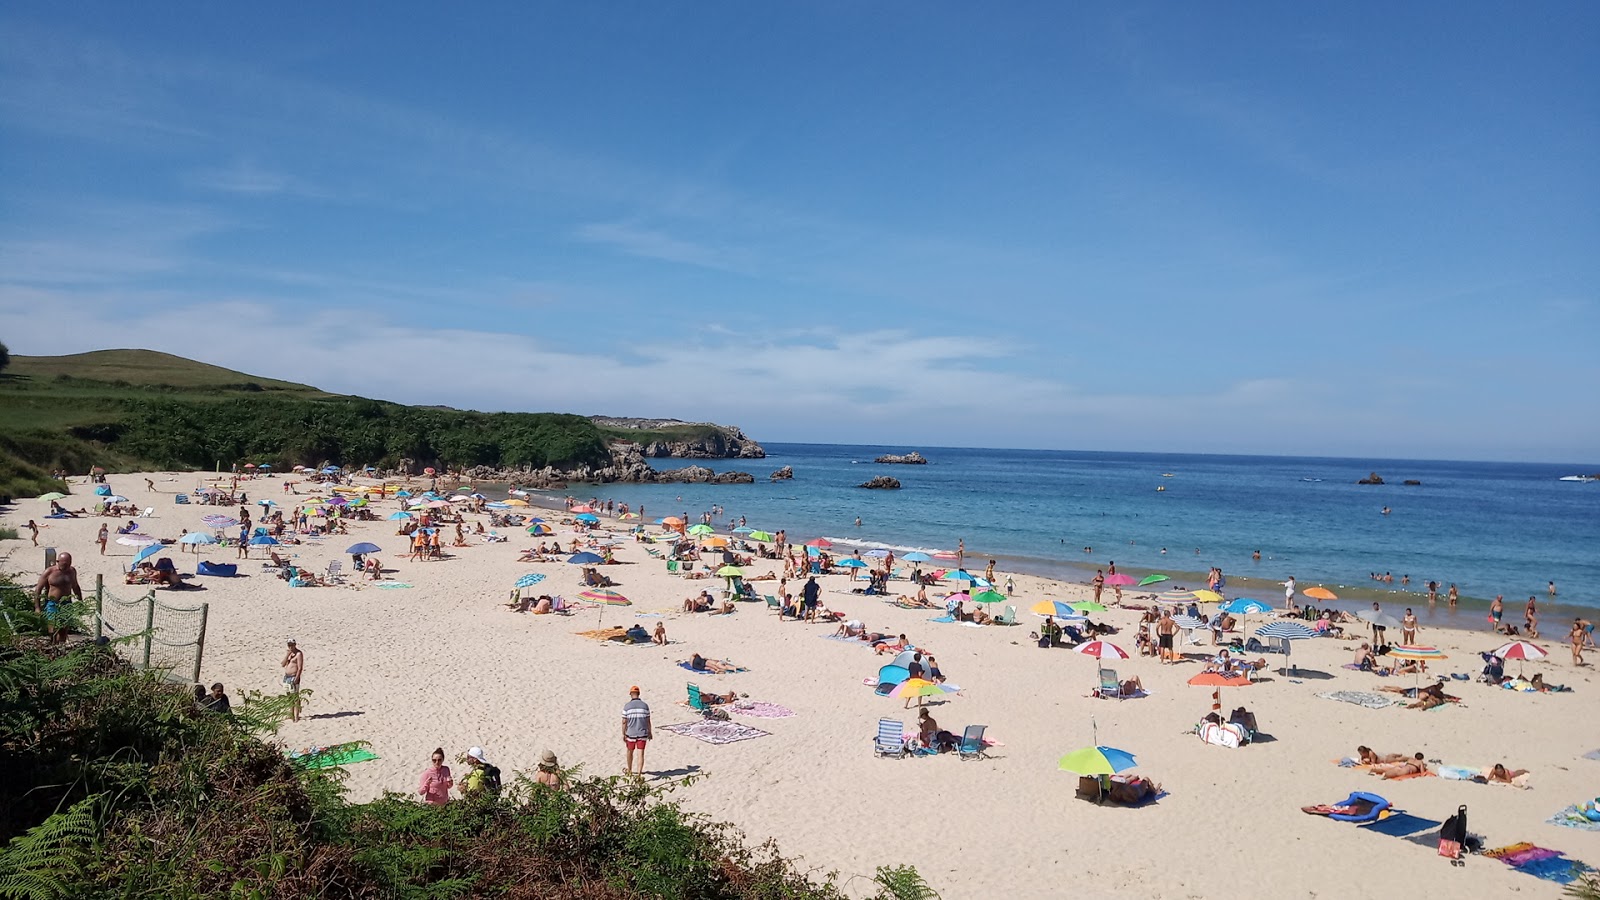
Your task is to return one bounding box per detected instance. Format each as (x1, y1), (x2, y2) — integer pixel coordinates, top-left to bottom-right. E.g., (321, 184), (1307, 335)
(94, 574), (104, 641)
(192, 603), (209, 685)
(142, 591), (156, 669)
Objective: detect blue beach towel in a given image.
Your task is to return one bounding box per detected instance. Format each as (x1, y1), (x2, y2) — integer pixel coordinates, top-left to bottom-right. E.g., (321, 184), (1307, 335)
(1359, 812), (1440, 838)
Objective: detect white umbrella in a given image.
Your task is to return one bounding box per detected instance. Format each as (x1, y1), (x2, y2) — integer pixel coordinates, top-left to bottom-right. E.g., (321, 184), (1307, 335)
(116, 535), (159, 546)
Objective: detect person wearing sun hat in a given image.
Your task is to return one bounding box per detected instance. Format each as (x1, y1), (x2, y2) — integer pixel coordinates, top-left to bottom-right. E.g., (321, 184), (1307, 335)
(459, 746), (501, 797)
(534, 749), (564, 788)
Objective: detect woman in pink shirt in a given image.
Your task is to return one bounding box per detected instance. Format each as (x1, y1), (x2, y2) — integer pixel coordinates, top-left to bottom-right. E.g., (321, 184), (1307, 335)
(417, 747), (452, 805)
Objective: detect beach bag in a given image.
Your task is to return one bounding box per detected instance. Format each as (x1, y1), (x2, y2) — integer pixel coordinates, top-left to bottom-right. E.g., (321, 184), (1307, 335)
(1439, 804), (1467, 863)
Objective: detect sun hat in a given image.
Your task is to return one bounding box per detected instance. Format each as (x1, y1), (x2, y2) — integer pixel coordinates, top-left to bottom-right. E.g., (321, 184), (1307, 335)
(466, 746), (488, 763)
(286, 637), (297, 644)
(538, 749), (558, 770)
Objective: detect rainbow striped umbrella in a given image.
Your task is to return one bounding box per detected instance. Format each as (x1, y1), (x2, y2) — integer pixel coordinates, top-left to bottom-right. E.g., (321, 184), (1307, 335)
(579, 589), (630, 605)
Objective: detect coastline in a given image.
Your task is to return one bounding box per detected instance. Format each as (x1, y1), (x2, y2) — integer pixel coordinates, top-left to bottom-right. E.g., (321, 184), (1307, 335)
(6, 470), (1595, 900)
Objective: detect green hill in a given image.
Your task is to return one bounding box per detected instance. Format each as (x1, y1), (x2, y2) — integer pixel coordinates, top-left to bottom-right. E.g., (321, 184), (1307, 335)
(0, 349), (612, 499)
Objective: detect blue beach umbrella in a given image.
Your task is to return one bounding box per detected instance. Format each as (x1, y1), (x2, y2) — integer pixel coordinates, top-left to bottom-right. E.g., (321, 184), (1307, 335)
(321, 466), (340, 473)
(1058, 745), (1139, 776)
(567, 552), (604, 565)
(346, 542), (381, 555)
(733, 526), (754, 533)
(574, 513), (600, 524)
(837, 559), (869, 568)
(395, 490), (412, 498)
(134, 543), (163, 563)
(178, 532), (216, 546)
(249, 535), (279, 546)
(386, 511), (412, 520)
(1255, 621), (1318, 674)
(484, 502), (510, 509)
(515, 573), (547, 589)
(257, 463), (271, 469)
(805, 545), (822, 557)
(942, 569), (978, 583)
(1223, 598), (1272, 616)
(902, 552), (932, 563)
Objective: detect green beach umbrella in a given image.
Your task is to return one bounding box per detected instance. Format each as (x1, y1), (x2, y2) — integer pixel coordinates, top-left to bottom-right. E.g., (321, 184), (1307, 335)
(747, 530), (774, 541)
(687, 524), (715, 536)
(971, 589), (1008, 604)
(715, 565), (744, 577)
(1071, 601), (1108, 613)
(1138, 574), (1169, 587)
(37, 492), (67, 502)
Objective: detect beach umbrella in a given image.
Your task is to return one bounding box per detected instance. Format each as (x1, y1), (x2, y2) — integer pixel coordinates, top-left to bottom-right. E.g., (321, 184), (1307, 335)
(1104, 573), (1137, 587)
(116, 534), (158, 546)
(1157, 589), (1196, 604)
(1223, 598), (1272, 616)
(1058, 745), (1138, 777)
(258, 463), (271, 469)
(1075, 641), (1129, 660)
(105, 495), (129, 504)
(971, 589), (1008, 605)
(1071, 601), (1108, 613)
(661, 517), (685, 526)
(326, 496), (348, 506)
(1172, 615), (1209, 648)
(134, 543), (164, 564)
(1191, 590), (1225, 604)
(386, 511), (413, 520)
(395, 490), (412, 498)
(715, 565), (744, 577)
(1387, 645), (1448, 690)
(448, 494), (472, 502)
(1356, 609), (1403, 645)
(256, 499), (276, 507)
(861, 547), (889, 557)
(805, 545), (822, 557)
(888, 678), (955, 700)
(571, 504), (596, 513)
(515, 573), (547, 589)
(567, 552), (604, 565)
(348, 497), (368, 507)
(574, 513), (600, 524)
(484, 502), (509, 509)
(733, 526), (755, 534)
(1490, 640), (1547, 676)
(249, 535), (279, 546)
(702, 536), (729, 548)
(178, 532), (216, 546)
(1255, 621), (1318, 674)
(37, 491), (68, 502)
(1188, 671), (1253, 715)
(687, 524), (714, 535)
(345, 542), (381, 555)
(748, 530), (774, 541)
(423, 467), (436, 475)
(1303, 586), (1339, 601)
(805, 538), (832, 548)
(1029, 600), (1076, 617)
(321, 466), (340, 474)
(837, 558), (869, 569)
(202, 515), (238, 528)
(902, 552), (932, 563)
(1138, 574), (1169, 586)
(618, 512), (639, 520)
(942, 569), (978, 583)
(424, 499), (451, 509)
(579, 588), (630, 624)
(243, 463), (256, 469)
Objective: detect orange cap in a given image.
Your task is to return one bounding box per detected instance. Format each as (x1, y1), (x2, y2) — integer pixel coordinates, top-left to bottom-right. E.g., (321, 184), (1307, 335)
(629, 685), (640, 693)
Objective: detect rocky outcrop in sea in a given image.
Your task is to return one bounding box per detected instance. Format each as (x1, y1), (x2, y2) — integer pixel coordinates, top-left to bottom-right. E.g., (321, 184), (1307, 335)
(427, 442), (754, 486)
(859, 476), (902, 489)
(770, 466), (794, 480)
(874, 451), (927, 465)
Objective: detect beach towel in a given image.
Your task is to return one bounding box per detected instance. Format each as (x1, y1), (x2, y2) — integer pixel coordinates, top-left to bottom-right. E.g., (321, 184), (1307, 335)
(289, 743), (380, 769)
(374, 582), (413, 589)
(1583, 749), (1600, 761)
(1483, 843), (1594, 884)
(1315, 690), (1404, 709)
(660, 720), (771, 745)
(1548, 805), (1600, 832)
(1359, 812), (1441, 838)
(821, 634), (872, 646)
(677, 660), (748, 674)
(927, 615), (956, 623)
(729, 700), (795, 718)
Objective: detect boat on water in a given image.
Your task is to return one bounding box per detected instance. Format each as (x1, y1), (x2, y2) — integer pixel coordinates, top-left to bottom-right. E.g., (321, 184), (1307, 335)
(1558, 475), (1598, 483)
(1301, 477), (1323, 483)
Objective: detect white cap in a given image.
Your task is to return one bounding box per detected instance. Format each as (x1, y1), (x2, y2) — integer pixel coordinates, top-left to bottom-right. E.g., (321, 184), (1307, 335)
(466, 746), (488, 763)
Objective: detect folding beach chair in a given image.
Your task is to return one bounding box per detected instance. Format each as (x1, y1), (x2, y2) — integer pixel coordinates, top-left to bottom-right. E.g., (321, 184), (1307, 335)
(995, 605), (1019, 626)
(325, 560), (344, 583)
(958, 725), (989, 760)
(874, 718), (907, 758)
(667, 560), (679, 574)
(1098, 668), (1126, 700)
(686, 683), (707, 712)
(765, 594), (782, 613)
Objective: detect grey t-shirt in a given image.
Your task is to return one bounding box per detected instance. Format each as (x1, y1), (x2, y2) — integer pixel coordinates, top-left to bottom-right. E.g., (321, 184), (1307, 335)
(623, 698), (651, 739)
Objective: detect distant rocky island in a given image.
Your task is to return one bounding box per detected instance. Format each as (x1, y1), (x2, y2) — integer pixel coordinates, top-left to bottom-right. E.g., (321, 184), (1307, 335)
(874, 451), (927, 465)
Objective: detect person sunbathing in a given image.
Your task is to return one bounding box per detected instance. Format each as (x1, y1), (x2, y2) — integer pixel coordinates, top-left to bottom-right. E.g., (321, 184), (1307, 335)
(1356, 746), (1408, 765)
(874, 634), (910, 654)
(1204, 651), (1238, 674)
(1486, 763), (1529, 784)
(652, 622), (667, 645)
(900, 594), (938, 609)
(682, 593), (712, 613)
(1370, 753), (1427, 779)
(1405, 683), (1451, 710)
(970, 609), (992, 625)
(835, 620), (866, 638)
(699, 688), (740, 705)
(689, 653), (736, 674)
(1119, 676), (1144, 696)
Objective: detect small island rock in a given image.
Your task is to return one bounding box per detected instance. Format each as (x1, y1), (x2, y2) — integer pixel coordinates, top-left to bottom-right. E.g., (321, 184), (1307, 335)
(859, 476), (902, 490)
(770, 466), (794, 481)
(1357, 472), (1385, 485)
(874, 451), (928, 465)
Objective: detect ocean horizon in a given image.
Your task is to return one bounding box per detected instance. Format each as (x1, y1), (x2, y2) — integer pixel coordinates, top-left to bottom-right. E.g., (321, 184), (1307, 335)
(530, 442), (1598, 620)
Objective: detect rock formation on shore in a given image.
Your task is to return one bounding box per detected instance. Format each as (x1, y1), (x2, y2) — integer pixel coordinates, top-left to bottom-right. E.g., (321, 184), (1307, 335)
(874, 451), (927, 465)
(443, 442), (753, 486)
(590, 416), (766, 459)
(859, 476), (902, 489)
(770, 466), (794, 481)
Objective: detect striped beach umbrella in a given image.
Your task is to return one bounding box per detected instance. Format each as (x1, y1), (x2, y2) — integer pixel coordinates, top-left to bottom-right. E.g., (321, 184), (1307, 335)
(888, 678), (956, 700)
(1157, 589), (1196, 604)
(579, 589), (629, 605)
(515, 573), (546, 589)
(1387, 645), (1446, 661)
(202, 515), (238, 528)
(1490, 640), (1547, 676)
(1255, 620), (1318, 673)
(1075, 641), (1129, 660)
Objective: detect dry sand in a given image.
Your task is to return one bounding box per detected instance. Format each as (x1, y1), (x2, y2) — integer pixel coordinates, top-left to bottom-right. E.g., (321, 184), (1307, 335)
(4, 471), (1597, 899)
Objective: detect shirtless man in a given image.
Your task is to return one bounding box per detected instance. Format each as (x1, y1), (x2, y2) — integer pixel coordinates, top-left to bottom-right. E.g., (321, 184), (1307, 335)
(33, 552), (84, 644)
(1156, 611), (1178, 664)
(281, 639), (305, 722)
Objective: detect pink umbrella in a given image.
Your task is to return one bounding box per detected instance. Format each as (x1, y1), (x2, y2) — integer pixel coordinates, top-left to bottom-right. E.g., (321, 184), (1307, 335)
(1074, 641), (1129, 660)
(571, 504), (596, 513)
(1103, 573), (1137, 587)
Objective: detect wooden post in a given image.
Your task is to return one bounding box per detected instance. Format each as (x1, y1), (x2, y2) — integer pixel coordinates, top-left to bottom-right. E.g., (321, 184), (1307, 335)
(94, 574), (104, 641)
(191, 603), (209, 685)
(142, 592), (156, 669)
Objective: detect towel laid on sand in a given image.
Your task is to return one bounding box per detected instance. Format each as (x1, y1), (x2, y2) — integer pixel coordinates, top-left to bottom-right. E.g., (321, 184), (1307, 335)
(290, 743), (379, 769)
(1484, 843), (1594, 884)
(729, 700), (795, 718)
(1316, 690), (1404, 709)
(660, 720), (771, 745)
(1548, 806), (1600, 832)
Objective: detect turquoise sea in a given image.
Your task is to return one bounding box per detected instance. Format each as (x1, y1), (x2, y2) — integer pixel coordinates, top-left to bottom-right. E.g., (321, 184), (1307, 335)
(546, 445), (1599, 622)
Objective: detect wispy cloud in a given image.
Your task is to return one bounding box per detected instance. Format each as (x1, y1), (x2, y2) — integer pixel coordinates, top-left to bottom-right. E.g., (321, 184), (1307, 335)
(573, 221), (755, 273)
(186, 160), (306, 196)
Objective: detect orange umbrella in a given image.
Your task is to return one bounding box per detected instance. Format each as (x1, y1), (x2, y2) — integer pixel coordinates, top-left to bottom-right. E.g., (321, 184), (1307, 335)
(1188, 671), (1252, 713)
(661, 516), (685, 525)
(1303, 586), (1338, 601)
(702, 536), (729, 548)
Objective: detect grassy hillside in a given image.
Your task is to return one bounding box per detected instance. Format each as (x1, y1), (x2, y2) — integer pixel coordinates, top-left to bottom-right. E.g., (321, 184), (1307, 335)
(0, 350), (611, 496)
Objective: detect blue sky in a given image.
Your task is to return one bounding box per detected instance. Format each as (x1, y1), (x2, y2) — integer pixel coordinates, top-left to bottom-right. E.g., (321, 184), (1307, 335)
(2, 3), (1596, 462)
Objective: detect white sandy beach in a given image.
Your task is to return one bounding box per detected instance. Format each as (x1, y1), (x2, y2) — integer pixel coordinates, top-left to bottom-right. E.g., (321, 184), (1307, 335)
(4, 472), (1597, 899)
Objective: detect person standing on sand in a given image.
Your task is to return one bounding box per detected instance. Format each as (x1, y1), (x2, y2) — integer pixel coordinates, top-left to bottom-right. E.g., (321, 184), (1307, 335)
(418, 748), (452, 805)
(281, 639), (304, 722)
(97, 523), (109, 555)
(622, 686), (652, 776)
(1401, 609), (1418, 644)
(32, 551), (83, 645)
(1524, 596), (1539, 639)
(956, 538), (964, 570)
(26, 520), (38, 546)
(1571, 621), (1587, 665)
(1156, 611), (1177, 664)
(1489, 595), (1504, 632)
(1283, 576), (1296, 612)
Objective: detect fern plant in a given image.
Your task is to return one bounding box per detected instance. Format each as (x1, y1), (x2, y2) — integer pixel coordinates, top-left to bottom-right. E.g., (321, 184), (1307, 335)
(0, 795), (100, 899)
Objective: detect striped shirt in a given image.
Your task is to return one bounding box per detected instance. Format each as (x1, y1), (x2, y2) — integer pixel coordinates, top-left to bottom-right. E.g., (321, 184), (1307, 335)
(623, 698), (651, 739)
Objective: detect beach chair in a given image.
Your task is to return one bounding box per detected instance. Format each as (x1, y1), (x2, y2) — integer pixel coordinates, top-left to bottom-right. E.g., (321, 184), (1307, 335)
(995, 605), (1019, 626)
(325, 560), (344, 583)
(686, 683), (707, 712)
(1098, 668), (1126, 700)
(140, 507), (155, 518)
(874, 719), (907, 758)
(765, 595), (782, 614)
(174, 494), (190, 504)
(957, 725), (988, 760)
(667, 560), (679, 574)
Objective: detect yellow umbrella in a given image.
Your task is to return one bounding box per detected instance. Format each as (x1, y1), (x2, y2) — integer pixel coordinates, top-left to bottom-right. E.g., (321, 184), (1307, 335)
(504, 499), (529, 507)
(1191, 590), (1225, 604)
